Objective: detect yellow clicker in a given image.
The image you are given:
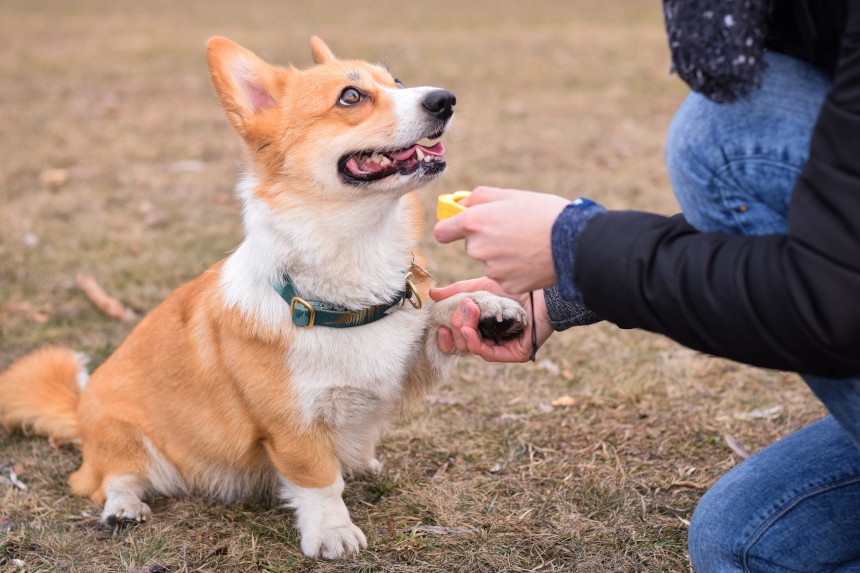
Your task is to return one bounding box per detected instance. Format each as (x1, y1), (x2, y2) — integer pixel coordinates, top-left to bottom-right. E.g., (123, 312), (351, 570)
(436, 191), (472, 219)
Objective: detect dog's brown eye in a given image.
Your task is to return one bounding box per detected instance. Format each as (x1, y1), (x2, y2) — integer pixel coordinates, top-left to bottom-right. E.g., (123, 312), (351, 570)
(394, 78), (404, 89)
(338, 87), (364, 106)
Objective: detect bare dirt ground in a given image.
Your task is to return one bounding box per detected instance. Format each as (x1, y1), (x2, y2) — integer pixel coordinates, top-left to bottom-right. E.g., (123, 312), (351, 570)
(0, 1), (827, 571)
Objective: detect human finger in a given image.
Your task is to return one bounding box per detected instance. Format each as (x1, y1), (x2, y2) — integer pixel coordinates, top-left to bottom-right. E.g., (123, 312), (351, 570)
(432, 211), (469, 244)
(429, 277), (503, 301)
(449, 298), (480, 353)
(461, 328), (531, 363)
(436, 327), (455, 354)
(459, 185), (514, 207)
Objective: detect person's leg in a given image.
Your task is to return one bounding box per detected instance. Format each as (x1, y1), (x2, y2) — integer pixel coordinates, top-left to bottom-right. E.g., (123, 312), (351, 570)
(689, 417), (860, 573)
(666, 51), (831, 237)
(666, 51), (860, 446)
(667, 53), (860, 453)
(666, 53), (860, 571)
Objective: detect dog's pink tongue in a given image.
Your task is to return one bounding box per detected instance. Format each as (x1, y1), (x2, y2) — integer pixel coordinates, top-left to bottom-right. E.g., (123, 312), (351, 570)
(391, 142), (445, 161)
(420, 142), (445, 156)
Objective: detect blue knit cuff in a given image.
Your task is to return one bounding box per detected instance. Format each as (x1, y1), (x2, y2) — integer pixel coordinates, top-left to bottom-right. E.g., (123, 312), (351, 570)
(551, 198), (607, 302)
(543, 286), (603, 330)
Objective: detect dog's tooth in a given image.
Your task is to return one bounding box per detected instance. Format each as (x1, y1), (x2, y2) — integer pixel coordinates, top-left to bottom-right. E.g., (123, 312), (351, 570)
(424, 155), (433, 163)
(416, 148), (426, 161)
(370, 153), (383, 164)
(379, 156), (391, 166)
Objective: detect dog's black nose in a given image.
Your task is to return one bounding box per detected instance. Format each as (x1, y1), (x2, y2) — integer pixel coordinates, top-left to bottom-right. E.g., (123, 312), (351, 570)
(422, 89), (456, 120)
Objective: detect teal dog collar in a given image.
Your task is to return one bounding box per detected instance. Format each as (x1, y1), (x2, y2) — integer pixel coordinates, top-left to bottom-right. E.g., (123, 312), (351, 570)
(274, 270), (422, 328)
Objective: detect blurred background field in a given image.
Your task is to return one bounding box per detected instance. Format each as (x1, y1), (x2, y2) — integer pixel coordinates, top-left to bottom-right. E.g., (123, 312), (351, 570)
(0, 1), (826, 571)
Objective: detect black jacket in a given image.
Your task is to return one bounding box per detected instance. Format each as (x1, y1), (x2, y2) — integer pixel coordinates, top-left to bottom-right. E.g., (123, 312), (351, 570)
(575, 0), (860, 378)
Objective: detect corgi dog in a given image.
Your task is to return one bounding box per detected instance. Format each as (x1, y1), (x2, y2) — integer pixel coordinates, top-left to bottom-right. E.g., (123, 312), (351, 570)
(0, 37), (526, 559)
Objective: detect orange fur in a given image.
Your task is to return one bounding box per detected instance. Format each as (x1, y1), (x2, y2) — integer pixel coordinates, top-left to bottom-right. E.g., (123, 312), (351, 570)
(0, 346), (82, 444)
(0, 36), (475, 558)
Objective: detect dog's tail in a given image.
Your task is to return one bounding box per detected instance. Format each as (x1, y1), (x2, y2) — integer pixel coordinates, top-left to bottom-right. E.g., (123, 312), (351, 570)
(0, 347), (86, 444)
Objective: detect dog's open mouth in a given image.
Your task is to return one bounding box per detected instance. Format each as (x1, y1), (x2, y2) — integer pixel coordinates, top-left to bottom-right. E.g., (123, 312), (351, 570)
(338, 137), (446, 184)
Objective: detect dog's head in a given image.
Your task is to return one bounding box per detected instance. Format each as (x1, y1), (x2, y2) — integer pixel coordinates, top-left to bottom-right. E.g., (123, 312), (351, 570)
(206, 36), (455, 198)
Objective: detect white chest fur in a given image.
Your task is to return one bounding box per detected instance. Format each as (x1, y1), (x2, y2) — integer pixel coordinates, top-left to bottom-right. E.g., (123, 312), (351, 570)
(287, 303), (427, 421)
(220, 177), (431, 468)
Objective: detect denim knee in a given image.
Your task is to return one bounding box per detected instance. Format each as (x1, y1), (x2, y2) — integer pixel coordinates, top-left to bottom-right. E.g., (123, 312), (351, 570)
(665, 92), (734, 234)
(665, 52), (830, 236)
(688, 418), (860, 573)
(688, 472), (746, 572)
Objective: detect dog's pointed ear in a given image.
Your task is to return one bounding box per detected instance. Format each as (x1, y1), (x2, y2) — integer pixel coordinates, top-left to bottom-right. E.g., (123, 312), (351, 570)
(310, 36), (336, 65)
(206, 37), (285, 137)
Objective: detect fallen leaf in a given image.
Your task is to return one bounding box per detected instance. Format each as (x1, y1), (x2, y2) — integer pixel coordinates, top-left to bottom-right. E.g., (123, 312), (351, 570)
(432, 462), (449, 480)
(735, 405), (783, 420)
(32, 312), (49, 324)
(76, 273), (137, 321)
(537, 358), (560, 375)
(723, 434), (751, 459)
(551, 395), (576, 407)
(22, 233), (40, 248)
(39, 168), (70, 188)
(8, 471), (27, 491)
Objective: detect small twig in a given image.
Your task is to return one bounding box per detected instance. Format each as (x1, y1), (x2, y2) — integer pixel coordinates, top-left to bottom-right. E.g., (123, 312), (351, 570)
(76, 273), (137, 321)
(668, 480), (708, 490)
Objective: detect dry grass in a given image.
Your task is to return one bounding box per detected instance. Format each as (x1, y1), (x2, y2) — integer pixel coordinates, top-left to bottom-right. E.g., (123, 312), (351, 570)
(0, 1), (827, 571)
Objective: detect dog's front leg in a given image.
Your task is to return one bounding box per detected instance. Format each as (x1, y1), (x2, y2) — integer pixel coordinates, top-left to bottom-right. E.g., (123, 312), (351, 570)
(268, 434), (366, 559)
(415, 291), (529, 387)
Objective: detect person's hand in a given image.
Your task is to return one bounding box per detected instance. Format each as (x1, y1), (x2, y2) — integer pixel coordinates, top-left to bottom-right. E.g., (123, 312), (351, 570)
(430, 277), (554, 363)
(433, 187), (570, 294)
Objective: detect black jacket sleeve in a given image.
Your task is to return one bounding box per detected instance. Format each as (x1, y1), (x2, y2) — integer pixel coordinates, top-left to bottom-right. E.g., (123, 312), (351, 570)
(573, 5), (860, 378)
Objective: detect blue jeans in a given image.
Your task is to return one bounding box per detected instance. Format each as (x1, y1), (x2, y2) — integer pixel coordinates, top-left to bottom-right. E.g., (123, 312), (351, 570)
(666, 52), (860, 572)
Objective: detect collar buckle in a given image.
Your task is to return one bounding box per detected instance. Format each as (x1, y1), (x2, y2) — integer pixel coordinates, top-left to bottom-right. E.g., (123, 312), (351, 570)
(289, 296), (316, 328)
(404, 272), (422, 309)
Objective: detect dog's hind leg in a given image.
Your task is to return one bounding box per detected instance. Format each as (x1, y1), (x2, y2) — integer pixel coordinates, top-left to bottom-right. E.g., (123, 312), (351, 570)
(69, 419), (154, 525)
(101, 475), (151, 524)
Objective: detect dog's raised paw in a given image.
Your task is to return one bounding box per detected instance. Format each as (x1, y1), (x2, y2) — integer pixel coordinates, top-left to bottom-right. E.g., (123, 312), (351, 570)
(302, 523), (368, 559)
(470, 292), (528, 344)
